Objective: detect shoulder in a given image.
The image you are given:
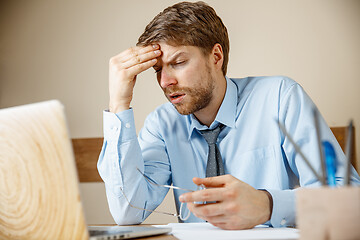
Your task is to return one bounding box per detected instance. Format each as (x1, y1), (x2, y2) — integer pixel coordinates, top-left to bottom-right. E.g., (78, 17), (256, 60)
(229, 75), (303, 99)
(230, 75), (298, 91)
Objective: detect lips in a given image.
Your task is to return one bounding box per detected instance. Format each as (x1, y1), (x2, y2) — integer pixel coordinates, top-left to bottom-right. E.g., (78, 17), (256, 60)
(169, 93), (186, 104)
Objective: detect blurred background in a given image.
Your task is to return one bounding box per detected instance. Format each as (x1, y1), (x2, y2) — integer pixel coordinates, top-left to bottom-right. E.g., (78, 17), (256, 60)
(1, 0), (359, 225)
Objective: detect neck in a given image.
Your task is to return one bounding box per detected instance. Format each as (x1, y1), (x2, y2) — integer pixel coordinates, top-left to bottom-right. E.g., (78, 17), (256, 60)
(194, 75), (227, 127)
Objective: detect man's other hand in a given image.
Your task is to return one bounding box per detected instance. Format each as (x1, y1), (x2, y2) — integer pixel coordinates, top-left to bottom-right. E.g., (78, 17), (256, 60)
(179, 175), (272, 230)
(108, 44), (162, 113)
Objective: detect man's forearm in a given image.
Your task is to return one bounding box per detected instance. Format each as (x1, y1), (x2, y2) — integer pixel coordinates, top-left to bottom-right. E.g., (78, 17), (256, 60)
(97, 110), (147, 224)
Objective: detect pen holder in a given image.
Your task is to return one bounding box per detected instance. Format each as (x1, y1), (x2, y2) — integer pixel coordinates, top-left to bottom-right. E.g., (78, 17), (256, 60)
(297, 187), (360, 240)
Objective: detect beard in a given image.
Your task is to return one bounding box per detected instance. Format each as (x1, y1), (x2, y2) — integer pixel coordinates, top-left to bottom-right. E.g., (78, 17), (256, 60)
(163, 68), (215, 115)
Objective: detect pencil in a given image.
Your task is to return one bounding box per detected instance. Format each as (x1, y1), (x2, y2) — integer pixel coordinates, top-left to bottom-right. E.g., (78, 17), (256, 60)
(344, 120), (353, 185)
(277, 120), (324, 185)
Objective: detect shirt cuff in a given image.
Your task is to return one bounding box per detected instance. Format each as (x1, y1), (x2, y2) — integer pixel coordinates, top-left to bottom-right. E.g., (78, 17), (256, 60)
(103, 109), (137, 142)
(266, 189), (296, 227)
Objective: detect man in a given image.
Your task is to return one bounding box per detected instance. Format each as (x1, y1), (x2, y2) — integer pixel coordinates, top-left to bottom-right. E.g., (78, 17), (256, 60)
(98, 1), (360, 230)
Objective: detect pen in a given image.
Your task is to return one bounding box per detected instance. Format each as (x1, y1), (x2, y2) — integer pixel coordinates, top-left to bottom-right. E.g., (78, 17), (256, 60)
(277, 120), (324, 185)
(322, 141), (337, 187)
(344, 120), (353, 185)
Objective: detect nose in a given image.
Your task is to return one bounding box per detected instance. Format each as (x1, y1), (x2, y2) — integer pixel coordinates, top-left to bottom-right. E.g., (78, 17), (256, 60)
(159, 69), (177, 89)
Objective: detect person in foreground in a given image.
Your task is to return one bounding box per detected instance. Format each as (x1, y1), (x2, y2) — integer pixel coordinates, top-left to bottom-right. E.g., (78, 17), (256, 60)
(98, 1), (360, 230)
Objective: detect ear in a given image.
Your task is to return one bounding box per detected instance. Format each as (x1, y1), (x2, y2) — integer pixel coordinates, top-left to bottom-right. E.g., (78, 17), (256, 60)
(211, 43), (224, 71)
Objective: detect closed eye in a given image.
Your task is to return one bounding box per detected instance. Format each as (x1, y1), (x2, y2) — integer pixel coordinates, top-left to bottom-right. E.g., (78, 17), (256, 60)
(153, 60), (187, 74)
(172, 61), (186, 67)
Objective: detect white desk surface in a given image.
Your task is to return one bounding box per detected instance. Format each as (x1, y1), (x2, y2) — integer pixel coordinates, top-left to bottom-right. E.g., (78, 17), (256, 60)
(154, 222), (299, 240)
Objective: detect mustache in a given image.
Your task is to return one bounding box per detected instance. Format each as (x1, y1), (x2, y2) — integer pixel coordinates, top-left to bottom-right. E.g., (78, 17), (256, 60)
(163, 86), (192, 95)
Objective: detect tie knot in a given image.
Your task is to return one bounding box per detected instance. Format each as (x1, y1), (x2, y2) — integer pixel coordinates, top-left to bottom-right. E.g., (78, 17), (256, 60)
(199, 124), (222, 145)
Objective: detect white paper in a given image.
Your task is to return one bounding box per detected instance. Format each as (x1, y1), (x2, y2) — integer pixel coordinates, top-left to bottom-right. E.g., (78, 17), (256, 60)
(154, 222), (299, 240)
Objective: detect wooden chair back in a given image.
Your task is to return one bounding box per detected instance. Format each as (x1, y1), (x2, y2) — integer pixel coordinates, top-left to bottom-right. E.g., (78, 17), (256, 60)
(72, 126), (357, 182)
(72, 138), (103, 182)
(330, 126), (357, 172)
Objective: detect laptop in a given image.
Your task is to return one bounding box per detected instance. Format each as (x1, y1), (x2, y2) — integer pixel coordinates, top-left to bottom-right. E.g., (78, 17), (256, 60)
(0, 100), (171, 240)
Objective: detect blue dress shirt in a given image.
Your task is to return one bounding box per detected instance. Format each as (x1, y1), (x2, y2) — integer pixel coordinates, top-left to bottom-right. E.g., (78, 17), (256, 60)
(98, 76), (360, 227)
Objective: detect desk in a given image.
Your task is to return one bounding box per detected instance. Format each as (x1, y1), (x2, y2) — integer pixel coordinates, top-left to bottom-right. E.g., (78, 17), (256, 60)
(91, 223), (299, 240)
(135, 234), (176, 240)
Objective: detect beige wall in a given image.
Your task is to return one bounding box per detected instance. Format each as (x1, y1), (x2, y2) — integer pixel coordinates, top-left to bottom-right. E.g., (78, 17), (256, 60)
(1, 0), (359, 224)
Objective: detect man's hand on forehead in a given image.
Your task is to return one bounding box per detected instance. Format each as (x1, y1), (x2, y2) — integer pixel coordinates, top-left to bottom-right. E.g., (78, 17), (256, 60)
(114, 45), (161, 68)
(108, 44), (162, 113)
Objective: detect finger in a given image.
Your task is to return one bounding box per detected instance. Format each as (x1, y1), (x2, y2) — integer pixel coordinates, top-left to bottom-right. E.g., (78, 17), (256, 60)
(211, 222), (228, 230)
(125, 58), (158, 77)
(206, 215), (228, 224)
(179, 188), (226, 203)
(187, 202), (225, 218)
(122, 49), (161, 69)
(118, 44), (159, 63)
(192, 175), (233, 188)
(187, 203), (231, 227)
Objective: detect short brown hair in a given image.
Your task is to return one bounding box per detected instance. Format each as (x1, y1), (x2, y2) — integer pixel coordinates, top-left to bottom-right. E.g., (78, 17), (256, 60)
(137, 1), (230, 75)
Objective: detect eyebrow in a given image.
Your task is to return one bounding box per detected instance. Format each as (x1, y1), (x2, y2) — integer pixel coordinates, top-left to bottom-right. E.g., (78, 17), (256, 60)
(153, 51), (189, 69)
(165, 51), (188, 63)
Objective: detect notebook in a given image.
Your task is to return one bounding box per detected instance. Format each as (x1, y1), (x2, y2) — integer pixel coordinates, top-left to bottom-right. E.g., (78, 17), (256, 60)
(0, 100), (171, 239)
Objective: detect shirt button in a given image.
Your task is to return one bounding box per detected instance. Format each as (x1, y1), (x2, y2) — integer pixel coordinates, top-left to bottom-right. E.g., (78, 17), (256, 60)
(125, 123), (131, 128)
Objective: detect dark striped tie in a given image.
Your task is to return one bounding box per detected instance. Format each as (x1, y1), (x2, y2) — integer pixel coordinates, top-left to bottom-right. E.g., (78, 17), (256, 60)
(199, 124), (225, 177)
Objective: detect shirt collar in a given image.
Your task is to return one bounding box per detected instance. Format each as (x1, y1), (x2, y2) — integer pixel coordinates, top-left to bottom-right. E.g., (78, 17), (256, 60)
(187, 76), (237, 139)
